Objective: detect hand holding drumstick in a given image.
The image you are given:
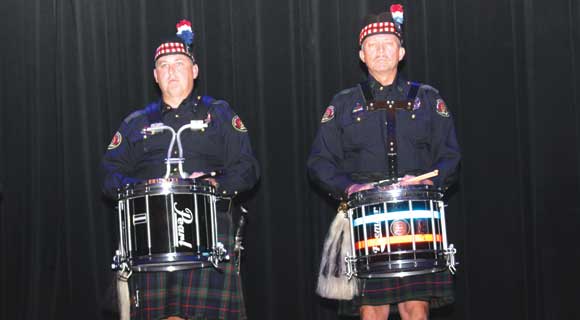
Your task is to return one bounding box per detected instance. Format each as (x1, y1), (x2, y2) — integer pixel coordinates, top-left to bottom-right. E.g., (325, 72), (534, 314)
(347, 170), (439, 196)
(398, 169), (438, 186)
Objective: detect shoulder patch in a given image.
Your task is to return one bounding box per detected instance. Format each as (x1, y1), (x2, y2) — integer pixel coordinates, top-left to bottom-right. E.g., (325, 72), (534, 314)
(435, 99), (450, 117)
(232, 115), (248, 132)
(321, 106), (335, 123)
(108, 132), (123, 150)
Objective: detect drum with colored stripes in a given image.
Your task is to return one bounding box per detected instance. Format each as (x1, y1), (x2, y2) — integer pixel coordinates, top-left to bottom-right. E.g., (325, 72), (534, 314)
(347, 185), (456, 278)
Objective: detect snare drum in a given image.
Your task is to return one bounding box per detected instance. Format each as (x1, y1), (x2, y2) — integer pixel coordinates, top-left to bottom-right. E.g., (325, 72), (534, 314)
(113, 178), (226, 272)
(346, 185), (457, 278)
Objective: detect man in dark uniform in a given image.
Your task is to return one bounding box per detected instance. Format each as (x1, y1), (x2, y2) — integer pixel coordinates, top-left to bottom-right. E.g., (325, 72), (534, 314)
(102, 19), (259, 320)
(307, 4), (460, 320)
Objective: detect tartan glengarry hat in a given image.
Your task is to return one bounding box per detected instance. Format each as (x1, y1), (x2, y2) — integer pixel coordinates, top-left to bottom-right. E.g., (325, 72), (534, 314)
(154, 19), (195, 62)
(359, 3), (404, 45)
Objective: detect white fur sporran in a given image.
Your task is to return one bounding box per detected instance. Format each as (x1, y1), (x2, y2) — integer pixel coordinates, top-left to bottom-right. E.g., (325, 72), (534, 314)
(316, 203), (359, 300)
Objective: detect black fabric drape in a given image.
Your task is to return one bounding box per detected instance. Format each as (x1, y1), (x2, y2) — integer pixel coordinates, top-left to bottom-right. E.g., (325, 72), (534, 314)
(1, 0), (579, 319)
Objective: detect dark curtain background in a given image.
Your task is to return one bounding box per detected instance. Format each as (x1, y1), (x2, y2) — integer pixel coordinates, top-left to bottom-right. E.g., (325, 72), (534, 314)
(1, 0), (579, 319)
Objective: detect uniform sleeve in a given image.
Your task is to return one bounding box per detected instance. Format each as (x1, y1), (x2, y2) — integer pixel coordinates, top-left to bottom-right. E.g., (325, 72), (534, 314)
(211, 101), (260, 196)
(422, 88), (461, 188)
(101, 119), (141, 199)
(307, 97), (356, 199)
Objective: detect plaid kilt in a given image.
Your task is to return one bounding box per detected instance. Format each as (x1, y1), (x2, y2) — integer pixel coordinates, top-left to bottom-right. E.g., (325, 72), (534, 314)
(128, 210), (246, 320)
(339, 271), (454, 316)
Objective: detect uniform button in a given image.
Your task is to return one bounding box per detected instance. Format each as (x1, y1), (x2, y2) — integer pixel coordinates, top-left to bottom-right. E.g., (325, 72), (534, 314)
(384, 122), (388, 126)
(175, 114), (180, 118)
(390, 142), (394, 146)
(379, 86), (384, 91)
(234, 191), (238, 195)
(411, 114), (416, 119)
(356, 117), (361, 122)
(390, 148), (394, 152)
(222, 190), (227, 194)
(173, 167), (178, 172)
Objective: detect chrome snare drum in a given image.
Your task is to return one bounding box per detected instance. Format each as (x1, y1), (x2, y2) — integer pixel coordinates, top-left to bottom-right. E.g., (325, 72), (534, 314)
(346, 185), (457, 278)
(112, 178), (227, 272)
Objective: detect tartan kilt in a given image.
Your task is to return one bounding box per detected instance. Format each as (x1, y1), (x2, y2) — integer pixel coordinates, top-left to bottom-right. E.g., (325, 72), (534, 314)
(339, 271), (454, 316)
(128, 210), (246, 320)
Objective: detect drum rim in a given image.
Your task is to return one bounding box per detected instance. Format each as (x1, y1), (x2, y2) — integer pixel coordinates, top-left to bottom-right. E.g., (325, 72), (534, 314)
(117, 178), (216, 199)
(348, 184), (443, 207)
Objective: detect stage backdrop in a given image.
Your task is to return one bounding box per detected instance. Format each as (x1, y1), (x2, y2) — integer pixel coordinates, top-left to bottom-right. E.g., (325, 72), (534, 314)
(1, 0), (579, 319)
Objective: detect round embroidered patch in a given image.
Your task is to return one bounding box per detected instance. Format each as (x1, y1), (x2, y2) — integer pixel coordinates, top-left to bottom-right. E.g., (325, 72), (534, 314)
(321, 106), (335, 123)
(108, 132), (122, 150)
(436, 99), (450, 117)
(232, 115), (248, 132)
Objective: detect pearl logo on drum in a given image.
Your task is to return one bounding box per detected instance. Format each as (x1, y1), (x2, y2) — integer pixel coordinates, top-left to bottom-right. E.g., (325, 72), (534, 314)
(173, 202), (194, 248)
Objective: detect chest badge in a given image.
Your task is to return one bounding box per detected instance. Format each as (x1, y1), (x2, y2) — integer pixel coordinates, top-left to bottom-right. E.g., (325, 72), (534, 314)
(321, 105), (335, 123)
(352, 102), (364, 114)
(204, 112), (212, 125)
(232, 115), (248, 132)
(413, 97), (421, 111)
(107, 132), (122, 150)
(436, 99), (450, 117)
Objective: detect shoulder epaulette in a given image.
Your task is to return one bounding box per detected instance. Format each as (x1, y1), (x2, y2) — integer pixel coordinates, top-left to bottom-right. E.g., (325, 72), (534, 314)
(123, 109), (146, 124)
(123, 101), (161, 124)
(418, 84), (439, 94)
(336, 86), (358, 96)
(202, 95), (216, 106)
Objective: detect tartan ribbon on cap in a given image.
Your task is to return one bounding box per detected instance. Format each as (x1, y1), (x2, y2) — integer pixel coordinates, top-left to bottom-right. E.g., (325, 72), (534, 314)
(359, 22), (400, 45)
(154, 19), (195, 61)
(358, 3), (404, 45)
(154, 42), (190, 61)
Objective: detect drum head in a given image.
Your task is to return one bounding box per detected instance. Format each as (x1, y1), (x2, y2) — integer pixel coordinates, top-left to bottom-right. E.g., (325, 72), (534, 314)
(348, 185), (443, 208)
(118, 178), (216, 200)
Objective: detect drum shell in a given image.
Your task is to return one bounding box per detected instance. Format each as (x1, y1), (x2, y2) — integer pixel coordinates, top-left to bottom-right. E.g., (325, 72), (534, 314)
(116, 179), (220, 272)
(347, 185), (450, 278)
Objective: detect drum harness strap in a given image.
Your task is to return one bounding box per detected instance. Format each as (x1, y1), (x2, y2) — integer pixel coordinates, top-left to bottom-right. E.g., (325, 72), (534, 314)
(359, 81), (420, 182)
(234, 205), (248, 275)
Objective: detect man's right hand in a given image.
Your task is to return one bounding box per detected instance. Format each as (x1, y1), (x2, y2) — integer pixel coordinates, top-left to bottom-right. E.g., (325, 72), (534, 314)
(346, 183), (375, 197)
(189, 172), (207, 179)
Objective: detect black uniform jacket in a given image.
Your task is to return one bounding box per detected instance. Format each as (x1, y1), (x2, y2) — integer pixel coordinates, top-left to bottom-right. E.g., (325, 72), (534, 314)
(102, 93), (259, 199)
(307, 76), (460, 200)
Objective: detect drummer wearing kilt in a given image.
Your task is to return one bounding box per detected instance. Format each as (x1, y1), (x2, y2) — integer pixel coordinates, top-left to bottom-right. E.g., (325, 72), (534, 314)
(102, 19), (259, 320)
(307, 4), (460, 320)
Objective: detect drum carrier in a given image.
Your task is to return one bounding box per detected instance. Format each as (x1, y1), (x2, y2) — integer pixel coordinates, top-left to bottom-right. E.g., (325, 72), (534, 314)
(111, 119), (229, 274)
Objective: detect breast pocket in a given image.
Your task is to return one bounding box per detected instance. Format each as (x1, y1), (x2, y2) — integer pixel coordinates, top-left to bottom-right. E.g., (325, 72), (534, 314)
(182, 127), (224, 161)
(138, 132), (171, 156)
(340, 112), (381, 150)
(400, 113), (430, 151)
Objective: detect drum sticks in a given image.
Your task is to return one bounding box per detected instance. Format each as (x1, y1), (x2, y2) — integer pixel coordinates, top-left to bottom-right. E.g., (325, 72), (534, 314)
(373, 169), (439, 186)
(402, 169), (439, 184)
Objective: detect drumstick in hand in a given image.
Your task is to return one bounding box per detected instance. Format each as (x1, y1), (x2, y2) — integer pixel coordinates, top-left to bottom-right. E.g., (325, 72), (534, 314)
(402, 169), (439, 184)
